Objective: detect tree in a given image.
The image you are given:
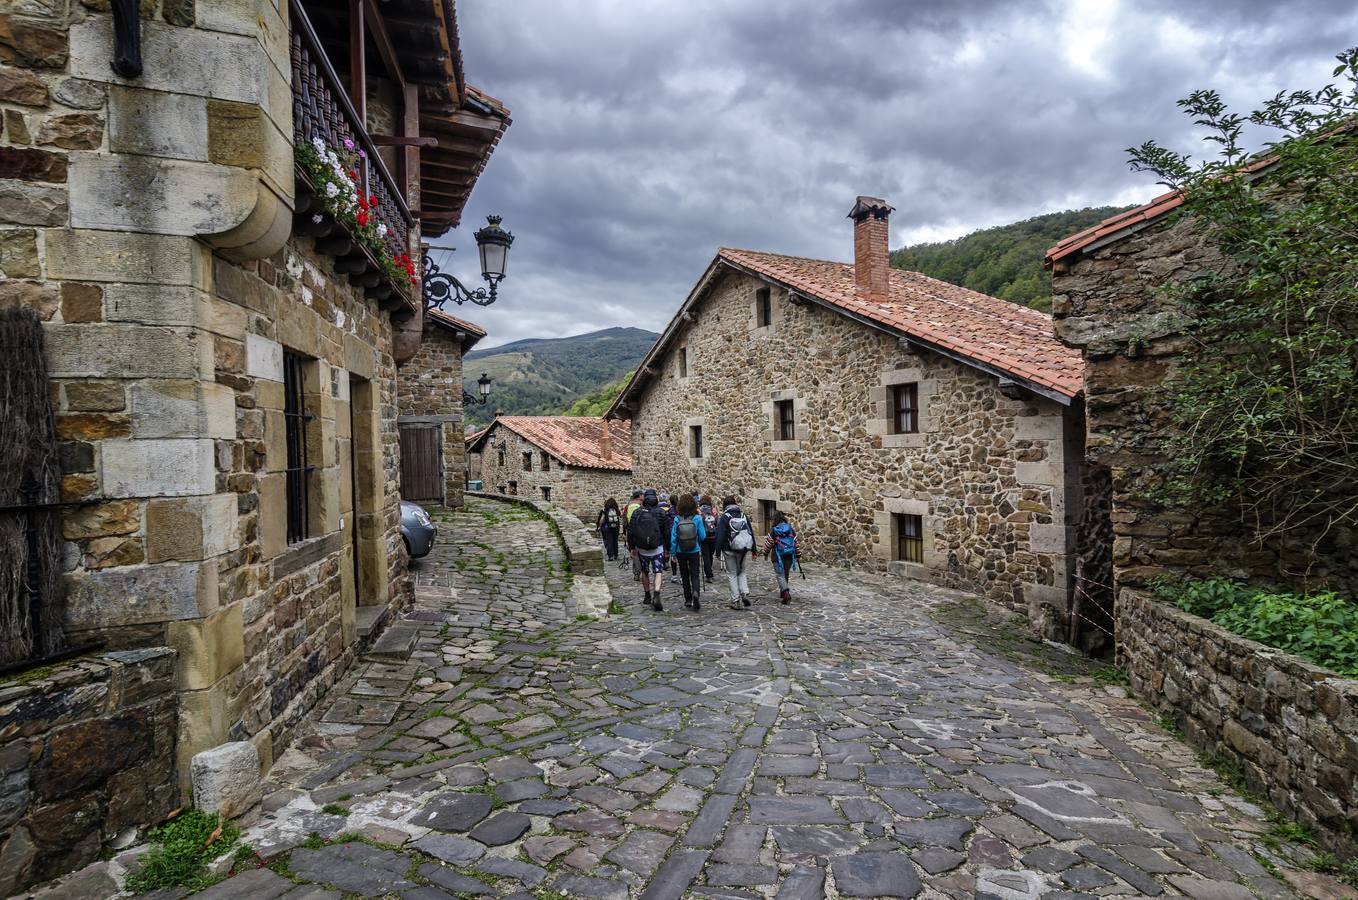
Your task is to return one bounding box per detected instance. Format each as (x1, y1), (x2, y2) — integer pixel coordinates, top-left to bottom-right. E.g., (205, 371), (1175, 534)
(1127, 48), (1358, 551)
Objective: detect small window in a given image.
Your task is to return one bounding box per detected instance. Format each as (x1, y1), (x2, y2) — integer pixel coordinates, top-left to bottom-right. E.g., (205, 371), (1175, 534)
(679, 346), (688, 378)
(774, 399), (795, 442)
(497, 449), (505, 467)
(541, 486), (551, 502)
(890, 383), (919, 435)
(756, 287), (772, 328)
(283, 351), (314, 544)
(508, 480), (517, 495)
(895, 513), (923, 563)
(541, 451), (550, 471)
(522, 451), (533, 472)
(758, 499), (778, 534)
(690, 424), (704, 459)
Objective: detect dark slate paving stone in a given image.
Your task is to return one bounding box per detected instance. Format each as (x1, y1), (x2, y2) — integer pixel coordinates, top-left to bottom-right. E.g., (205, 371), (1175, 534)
(707, 863), (779, 886)
(912, 848), (964, 874)
(193, 868), (295, 899)
(877, 790), (935, 818)
(713, 748), (759, 794)
(553, 809), (626, 837)
(682, 794), (739, 848)
(639, 849), (708, 900)
(518, 798), (578, 816)
(549, 874), (629, 899)
(831, 852), (922, 898)
(892, 817), (974, 850)
(414, 792), (493, 832)
(1114, 845), (1185, 875)
(289, 843), (415, 895)
(399, 888), (456, 900)
(775, 864), (825, 900)
(469, 811), (531, 846)
(923, 790), (990, 816)
(442, 766), (488, 787)
(840, 798), (893, 824)
(1021, 846), (1081, 873)
(418, 863), (495, 895)
(410, 833), (485, 866)
(1062, 867), (1117, 889)
(495, 777), (549, 803)
(864, 764), (930, 788)
(604, 829), (675, 875)
(758, 755), (820, 777)
(1077, 844), (1165, 895)
(473, 857), (547, 886)
(712, 825), (767, 863)
(771, 826), (863, 856)
(486, 756), (542, 781)
(747, 796), (844, 825)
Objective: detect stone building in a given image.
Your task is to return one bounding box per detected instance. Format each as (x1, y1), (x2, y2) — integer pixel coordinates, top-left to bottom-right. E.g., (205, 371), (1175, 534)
(469, 416), (633, 522)
(610, 197), (1109, 622)
(396, 309), (486, 509)
(0, 0), (507, 888)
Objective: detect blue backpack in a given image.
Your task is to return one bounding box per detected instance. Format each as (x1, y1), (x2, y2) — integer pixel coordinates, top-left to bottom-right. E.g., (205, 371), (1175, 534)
(772, 522), (797, 559)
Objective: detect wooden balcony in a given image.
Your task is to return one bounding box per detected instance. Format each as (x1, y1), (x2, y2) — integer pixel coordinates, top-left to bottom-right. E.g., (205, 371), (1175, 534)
(290, 0), (416, 311)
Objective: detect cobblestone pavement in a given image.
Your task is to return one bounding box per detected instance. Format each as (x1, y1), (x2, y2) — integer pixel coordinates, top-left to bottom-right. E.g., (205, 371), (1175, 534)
(186, 497), (1319, 899)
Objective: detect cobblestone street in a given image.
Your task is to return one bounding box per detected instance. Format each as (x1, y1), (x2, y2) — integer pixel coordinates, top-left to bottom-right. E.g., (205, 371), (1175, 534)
(194, 497), (1310, 899)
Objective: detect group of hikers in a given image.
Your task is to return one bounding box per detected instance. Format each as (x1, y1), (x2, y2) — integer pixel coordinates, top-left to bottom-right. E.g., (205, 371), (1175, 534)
(595, 489), (801, 612)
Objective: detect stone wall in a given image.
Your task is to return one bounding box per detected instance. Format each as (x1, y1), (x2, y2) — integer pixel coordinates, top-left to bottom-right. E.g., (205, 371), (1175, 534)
(0, 648), (179, 895)
(0, 0), (411, 793)
(476, 423), (633, 524)
(396, 321), (469, 508)
(1120, 589), (1357, 855)
(623, 268), (1088, 616)
(1050, 215), (1357, 596)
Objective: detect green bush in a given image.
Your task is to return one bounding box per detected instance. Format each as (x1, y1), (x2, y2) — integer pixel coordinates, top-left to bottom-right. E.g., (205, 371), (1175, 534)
(125, 810), (242, 894)
(1154, 578), (1358, 676)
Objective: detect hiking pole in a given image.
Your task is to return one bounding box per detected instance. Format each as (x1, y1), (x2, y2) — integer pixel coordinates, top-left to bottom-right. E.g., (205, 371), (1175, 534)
(797, 554), (806, 580)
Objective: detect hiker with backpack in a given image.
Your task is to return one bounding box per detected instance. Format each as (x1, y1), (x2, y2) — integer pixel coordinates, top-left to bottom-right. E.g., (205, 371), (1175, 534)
(669, 493), (707, 611)
(597, 497), (622, 561)
(714, 496), (756, 609)
(762, 511), (801, 605)
(623, 489), (644, 581)
(698, 494), (719, 582)
(628, 489), (668, 610)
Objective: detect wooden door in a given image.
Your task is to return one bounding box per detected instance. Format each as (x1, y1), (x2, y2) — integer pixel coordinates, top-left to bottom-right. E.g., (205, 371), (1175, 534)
(399, 423), (443, 504)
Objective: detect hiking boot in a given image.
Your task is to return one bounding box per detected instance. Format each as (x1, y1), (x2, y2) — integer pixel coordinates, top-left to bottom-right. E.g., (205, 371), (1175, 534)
(652, 595), (664, 611)
(780, 589), (791, 605)
(642, 591), (652, 606)
(729, 599), (742, 610)
(741, 595), (751, 608)
(692, 598), (700, 611)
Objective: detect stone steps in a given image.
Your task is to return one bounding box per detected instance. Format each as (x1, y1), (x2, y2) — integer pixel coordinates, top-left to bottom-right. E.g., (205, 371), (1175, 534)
(355, 605), (386, 641)
(366, 620), (421, 662)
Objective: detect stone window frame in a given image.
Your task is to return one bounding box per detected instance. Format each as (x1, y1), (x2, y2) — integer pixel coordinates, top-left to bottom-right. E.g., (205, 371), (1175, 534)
(522, 450), (533, 472)
(750, 284), (782, 336)
(282, 350), (318, 545)
(761, 390), (807, 452)
(750, 488), (784, 534)
(869, 367), (936, 449)
(685, 416), (705, 468)
(874, 497), (934, 575)
(541, 485), (551, 502)
(677, 345), (689, 381)
(540, 451), (551, 472)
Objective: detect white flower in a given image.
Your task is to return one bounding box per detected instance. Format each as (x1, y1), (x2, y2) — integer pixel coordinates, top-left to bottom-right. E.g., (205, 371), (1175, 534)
(324, 182), (338, 197)
(311, 136), (325, 153)
(377, 224), (388, 238)
(311, 214), (323, 223)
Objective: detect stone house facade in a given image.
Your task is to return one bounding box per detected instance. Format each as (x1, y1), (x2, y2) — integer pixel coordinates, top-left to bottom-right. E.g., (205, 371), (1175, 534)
(0, 0), (507, 888)
(470, 416), (633, 522)
(611, 198), (1108, 625)
(396, 309), (486, 509)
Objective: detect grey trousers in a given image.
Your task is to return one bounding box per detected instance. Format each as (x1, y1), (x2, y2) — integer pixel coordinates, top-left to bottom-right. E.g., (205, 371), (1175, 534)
(723, 550), (749, 600)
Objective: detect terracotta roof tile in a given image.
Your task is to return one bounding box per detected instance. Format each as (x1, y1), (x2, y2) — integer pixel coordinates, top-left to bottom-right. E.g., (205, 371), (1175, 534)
(719, 249), (1084, 399)
(426, 309), (487, 349)
(488, 416), (632, 471)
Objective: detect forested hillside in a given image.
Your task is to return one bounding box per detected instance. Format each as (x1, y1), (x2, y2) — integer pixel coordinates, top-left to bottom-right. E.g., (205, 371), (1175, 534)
(463, 328), (656, 429)
(890, 207), (1129, 311)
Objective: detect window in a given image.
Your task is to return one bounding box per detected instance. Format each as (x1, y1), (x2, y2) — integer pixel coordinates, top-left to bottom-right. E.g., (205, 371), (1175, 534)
(758, 499), (778, 534)
(679, 346), (688, 378)
(508, 480), (517, 495)
(541, 486), (551, 501)
(283, 351), (314, 544)
(541, 451), (550, 471)
(890, 383), (919, 434)
(497, 449), (505, 467)
(756, 287), (772, 328)
(690, 424), (704, 459)
(522, 451), (533, 471)
(774, 399), (795, 441)
(895, 514), (923, 563)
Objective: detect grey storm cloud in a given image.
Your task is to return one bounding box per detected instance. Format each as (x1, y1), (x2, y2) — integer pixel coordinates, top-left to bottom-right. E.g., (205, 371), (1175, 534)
(438, 0), (1358, 347)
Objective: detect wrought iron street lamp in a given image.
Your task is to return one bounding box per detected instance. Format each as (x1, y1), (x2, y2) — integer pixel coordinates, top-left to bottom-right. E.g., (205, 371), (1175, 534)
(424, 215), (515, 310)
(463, 372), (492, 406)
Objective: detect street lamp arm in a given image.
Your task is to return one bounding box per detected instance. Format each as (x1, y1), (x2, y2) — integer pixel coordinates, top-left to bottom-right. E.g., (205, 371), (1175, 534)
(423, 251), (498, 310)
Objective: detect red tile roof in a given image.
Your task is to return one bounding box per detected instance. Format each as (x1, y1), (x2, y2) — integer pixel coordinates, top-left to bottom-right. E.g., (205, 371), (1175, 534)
(481, 417), (632, 471)
(719, 249), (1084, 399)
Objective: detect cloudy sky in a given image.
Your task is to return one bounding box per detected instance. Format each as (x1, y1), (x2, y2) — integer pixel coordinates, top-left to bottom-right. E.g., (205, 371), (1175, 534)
(439, 0), (1358, 348)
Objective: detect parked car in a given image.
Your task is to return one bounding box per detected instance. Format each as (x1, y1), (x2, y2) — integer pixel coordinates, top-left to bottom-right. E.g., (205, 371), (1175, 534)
(400, 500), (437, 559)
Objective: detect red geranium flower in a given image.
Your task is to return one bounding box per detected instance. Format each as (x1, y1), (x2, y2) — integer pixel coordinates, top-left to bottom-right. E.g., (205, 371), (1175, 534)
(357, 195), (369, 211)
(356, 210), (368, 227)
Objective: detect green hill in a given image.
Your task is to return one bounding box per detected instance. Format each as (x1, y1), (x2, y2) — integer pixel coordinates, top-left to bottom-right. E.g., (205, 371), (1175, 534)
(563, 370), (634, 417)
(463, 327), (656, 429)
(889, 207), (1130, 311)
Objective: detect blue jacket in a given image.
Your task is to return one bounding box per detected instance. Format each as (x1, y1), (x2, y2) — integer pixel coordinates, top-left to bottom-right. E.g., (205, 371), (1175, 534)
(669, 514), (707, 555)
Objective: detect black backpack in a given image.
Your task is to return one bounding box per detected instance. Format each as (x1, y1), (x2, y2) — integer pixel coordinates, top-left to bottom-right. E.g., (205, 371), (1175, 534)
(676, 517), (699, 553)
(630, 507), (663, 551)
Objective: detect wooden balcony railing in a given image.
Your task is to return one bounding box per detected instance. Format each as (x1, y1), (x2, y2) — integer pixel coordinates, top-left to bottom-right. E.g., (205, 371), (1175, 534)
(289, 0), (416, 306)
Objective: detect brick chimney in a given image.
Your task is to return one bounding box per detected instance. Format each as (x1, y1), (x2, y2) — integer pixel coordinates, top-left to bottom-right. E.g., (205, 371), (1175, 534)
(849, 196), (894, 299)
(600, 417), (613, 462)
